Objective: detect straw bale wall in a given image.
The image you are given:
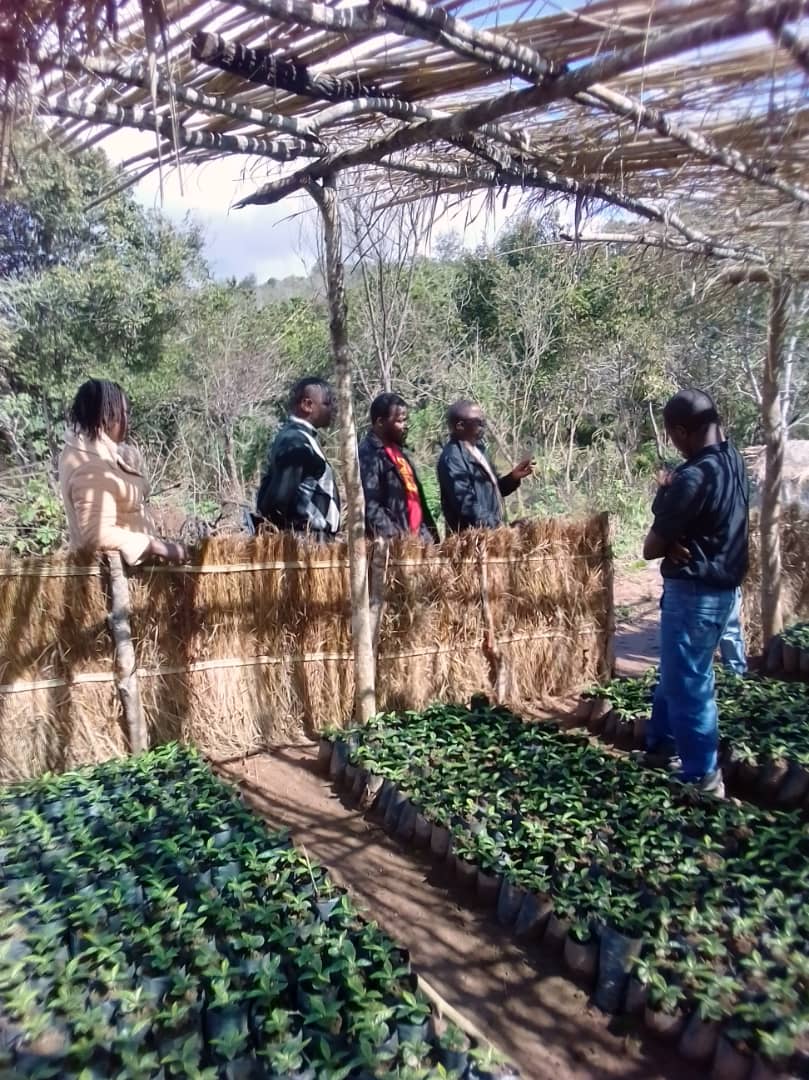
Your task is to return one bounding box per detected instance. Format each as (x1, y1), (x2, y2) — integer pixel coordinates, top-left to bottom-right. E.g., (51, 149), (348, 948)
(743, 508), (809, 652)
(0, 515), (612, 781)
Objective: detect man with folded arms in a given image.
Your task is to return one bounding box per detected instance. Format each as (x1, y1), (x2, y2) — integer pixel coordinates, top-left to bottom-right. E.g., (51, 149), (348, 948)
(641, 389), (749, 798)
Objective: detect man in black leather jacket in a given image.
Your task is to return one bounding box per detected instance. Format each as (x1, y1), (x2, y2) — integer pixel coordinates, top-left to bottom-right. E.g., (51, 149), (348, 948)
(256, 377), (340, 541)
(358, 393), (439, 541)
(437, 400), (533, 532)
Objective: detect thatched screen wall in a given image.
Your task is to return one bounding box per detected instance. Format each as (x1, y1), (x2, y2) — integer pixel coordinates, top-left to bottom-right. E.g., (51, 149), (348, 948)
(0, 515), (612, 782)
(743, 508), (809, 653)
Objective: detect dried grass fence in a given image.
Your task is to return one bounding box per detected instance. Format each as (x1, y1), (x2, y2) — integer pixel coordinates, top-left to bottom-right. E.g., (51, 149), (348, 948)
(743, 507), (809, 653)
(0, 515), (612, 782)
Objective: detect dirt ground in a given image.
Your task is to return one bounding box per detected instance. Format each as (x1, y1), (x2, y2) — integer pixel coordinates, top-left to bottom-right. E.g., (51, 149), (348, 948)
(613, 561), (660, 676)
(218, 744), (700, 1080)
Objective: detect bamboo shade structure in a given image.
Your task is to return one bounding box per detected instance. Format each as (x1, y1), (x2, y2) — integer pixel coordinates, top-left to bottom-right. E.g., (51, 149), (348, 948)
(3, 0), (809, 679)
(2, 0), (808, 270)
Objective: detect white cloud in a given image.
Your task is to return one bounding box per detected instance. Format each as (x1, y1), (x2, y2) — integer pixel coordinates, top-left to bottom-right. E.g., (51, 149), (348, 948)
(111, 133), (318, 280)
(104, 129), (541, 281)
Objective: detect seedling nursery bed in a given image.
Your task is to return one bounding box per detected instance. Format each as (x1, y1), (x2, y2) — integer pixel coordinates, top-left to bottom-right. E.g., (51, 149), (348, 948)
(576, 668), (809, 808)
(0, 744), (517, 1079)
(766, 623), (809, 679)
(321, 703), (809, 1080)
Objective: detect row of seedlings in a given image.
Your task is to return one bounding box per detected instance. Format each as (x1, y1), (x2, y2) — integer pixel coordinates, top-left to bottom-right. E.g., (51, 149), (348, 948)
(764, 624), (809, 678)
(319, 703), (809, 1080)
(573, 668), (809, 809)
(0, 743), (518, 1079)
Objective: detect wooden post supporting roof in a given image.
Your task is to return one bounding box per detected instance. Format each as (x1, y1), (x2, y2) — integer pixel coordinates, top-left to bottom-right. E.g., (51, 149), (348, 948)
(761, 276), (792, 642)
(105, 552), (148, 753)
(709, 265), (809, 644)
(308, 175), (377, 725)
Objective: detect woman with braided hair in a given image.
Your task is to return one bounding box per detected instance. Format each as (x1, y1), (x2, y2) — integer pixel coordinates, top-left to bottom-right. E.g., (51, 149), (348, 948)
(59, 378), (186, 565)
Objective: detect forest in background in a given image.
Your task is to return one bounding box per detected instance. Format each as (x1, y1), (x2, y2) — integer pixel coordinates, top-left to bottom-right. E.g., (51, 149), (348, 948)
(1, 124), (807, 556)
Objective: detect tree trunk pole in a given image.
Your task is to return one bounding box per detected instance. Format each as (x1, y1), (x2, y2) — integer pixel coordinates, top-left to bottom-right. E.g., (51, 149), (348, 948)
(369, 538), (388, 662)
(599, 511), (616, 681)
(310, 175), (377, 725)
(105, 552), (147, 753)
(760, 276), (792, 642)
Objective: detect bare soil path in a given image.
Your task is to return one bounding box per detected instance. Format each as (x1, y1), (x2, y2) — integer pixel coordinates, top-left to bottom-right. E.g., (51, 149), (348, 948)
(613, 561), (660, 675)
(218, 748), (701, 1080)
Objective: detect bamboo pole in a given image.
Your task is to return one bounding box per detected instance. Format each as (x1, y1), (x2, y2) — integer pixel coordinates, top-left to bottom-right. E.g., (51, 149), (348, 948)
(760, 277), (792, 643)
(192, 32), (381, 102)
(599, 511), (616, 681)
(46, 96), (314, 162)
(308, 175), (377, 725)
(104, 552), (147, 753)
(62, 52), (319, 140)
(416, 972), (501, 1052)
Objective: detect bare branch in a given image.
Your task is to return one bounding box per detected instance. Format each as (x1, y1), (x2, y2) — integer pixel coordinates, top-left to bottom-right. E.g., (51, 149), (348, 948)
(240, 154), (767, 265)
(710, 265), (776, 285)
(560, 229), (763, 263)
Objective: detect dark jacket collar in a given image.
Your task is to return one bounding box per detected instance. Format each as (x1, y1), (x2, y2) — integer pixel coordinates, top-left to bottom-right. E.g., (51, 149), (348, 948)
(449, 436), (490, 461)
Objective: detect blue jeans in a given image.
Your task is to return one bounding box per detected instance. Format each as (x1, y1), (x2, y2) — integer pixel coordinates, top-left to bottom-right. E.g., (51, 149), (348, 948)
(718, 587), (747, 675)
(647, 579), (735, 781)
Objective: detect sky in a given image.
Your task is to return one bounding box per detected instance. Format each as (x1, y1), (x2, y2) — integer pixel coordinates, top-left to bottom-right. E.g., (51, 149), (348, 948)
(105, 130), (521, 282)
(132, 151), (318, 281)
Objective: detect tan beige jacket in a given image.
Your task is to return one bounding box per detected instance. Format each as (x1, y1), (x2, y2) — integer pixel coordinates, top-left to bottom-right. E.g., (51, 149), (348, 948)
(59, 430), (155, 565)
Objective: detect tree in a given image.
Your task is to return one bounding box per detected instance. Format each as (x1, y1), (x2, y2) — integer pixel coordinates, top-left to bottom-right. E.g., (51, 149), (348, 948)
(344, 195), (441, 397)
(170, 283), (300, 503)
(0, 122), (204, 550)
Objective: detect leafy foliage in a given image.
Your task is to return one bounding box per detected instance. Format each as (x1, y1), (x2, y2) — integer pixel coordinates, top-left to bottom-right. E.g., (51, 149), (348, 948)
(780, 622), (809, 649)
(335, 702), (809, 1060)
(592, 668), (809, 767)
(0, 744), (498, 1078)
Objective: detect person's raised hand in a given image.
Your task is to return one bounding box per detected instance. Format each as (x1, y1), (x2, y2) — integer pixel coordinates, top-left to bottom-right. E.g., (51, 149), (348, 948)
(657, 468), (674, 487)
(511, 458), (535, 481)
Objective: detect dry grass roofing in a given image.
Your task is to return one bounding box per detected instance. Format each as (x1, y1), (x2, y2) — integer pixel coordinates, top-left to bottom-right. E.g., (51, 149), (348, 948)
(3, 0), (809, 271)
